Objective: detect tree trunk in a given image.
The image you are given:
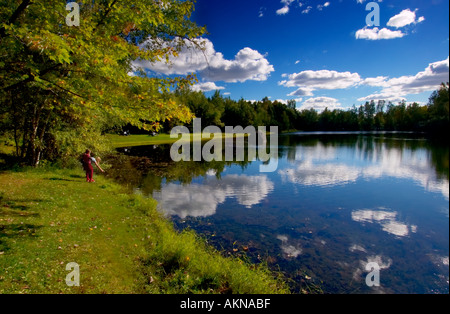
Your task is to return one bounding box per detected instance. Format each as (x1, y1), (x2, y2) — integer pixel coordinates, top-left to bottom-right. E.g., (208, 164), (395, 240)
(33, 108), (53, 166)
(24, 103), (42, 167)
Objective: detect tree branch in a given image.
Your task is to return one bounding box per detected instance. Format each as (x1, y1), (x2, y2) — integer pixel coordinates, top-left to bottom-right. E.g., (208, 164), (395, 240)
(0, 0), (33, 38)
(38, 77), (87, 100)
(3, 63), (62, 91)
(94, 0), (119, 30)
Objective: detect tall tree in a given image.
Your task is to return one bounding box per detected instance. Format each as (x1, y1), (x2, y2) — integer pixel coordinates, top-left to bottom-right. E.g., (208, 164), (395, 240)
(0, 0), (205, 165)
(427, 82), (449, 135)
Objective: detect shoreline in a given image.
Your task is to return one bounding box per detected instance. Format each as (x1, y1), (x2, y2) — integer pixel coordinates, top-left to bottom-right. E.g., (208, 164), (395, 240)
(0, 166), (289, 294)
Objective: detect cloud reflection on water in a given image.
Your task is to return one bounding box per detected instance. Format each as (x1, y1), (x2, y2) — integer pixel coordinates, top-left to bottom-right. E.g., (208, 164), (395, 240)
(153, 174), (274, 218)
(279, 142), (449, 199)
(351, 207), (417, 237)
(276, 235), (303, 259)
(352, 254), (393, 294)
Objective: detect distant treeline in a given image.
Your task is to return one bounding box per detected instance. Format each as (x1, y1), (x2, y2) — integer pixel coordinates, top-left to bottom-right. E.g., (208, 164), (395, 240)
(159, 83), (449, 136)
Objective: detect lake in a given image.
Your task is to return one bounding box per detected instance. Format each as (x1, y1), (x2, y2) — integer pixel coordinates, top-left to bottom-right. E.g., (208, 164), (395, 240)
(111, 132), (449, 294)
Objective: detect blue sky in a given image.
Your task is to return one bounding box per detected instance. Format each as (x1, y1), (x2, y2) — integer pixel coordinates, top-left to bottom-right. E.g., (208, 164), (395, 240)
(136, 0), (449, 111)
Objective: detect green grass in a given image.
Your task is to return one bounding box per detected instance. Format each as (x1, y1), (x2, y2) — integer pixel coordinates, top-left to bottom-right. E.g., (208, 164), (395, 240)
(107, 134), (180, 148)
(107, 132), (251, 148)
(0, 167), (289, 294)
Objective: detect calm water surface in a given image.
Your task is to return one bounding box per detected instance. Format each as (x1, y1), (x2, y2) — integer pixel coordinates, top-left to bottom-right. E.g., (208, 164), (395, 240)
(114, 132), (449, 294)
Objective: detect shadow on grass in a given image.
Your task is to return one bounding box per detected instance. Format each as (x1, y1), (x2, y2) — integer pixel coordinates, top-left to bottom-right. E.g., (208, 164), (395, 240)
(69, 174), (85, 179)
(0, 207), (40, 217)
(45, 174), (86, 182)
(0, 223), (42, 253)
(0, 200), (41, 218)
(46, 177), (79, 182)
(0, 195), (48, 207)
(0, 194), (43, 252)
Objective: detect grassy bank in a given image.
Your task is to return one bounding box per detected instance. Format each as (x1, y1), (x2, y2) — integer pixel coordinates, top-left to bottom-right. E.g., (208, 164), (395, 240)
(107, 134), (180, 148)
(108, 132), (253, 148)
(0, 167), (288, 294)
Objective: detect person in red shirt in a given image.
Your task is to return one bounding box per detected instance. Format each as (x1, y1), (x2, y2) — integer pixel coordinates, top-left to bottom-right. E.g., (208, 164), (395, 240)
(82, 149), (105, 182)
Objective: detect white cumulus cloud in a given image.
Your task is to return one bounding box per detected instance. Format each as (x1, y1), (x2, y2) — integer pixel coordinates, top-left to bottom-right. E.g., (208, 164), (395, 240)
(279, 57), (448, 105)
(302, 6), (312, 14)
(276, 0), (295, 15)
(355, 27), (405, 40)
(279, 69), (361, 97)
(358, 57), (449, 102)
(287, 87), (314, 97)
(299, 97), (343, 112)
(387, 9), (425, 28)
(276, 6), (290, 15)
(356, 8), (424, 41)
(317, 2), (330, 11)
(133, 37), (274, 84)
(191, 82), (225, 92)
(202, 47), (275, 83)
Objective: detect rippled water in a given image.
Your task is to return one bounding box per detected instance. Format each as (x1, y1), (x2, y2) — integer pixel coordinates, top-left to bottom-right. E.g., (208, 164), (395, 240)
(114, 132), (449, 294)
